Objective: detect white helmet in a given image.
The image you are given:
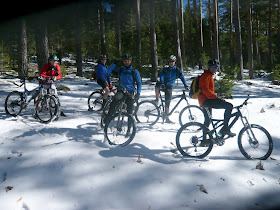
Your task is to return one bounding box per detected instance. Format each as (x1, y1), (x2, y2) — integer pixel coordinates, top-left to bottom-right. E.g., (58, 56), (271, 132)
(169, 55), (176, 61)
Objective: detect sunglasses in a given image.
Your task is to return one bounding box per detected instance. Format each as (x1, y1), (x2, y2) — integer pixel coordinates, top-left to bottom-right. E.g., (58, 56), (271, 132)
(169, 60), (175, 63)
(211, 65), (219, 69)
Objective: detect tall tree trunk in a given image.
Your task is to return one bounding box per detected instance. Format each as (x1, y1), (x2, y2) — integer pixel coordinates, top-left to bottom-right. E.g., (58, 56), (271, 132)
(99, 0), (106, 55)
(115, 0), (121, 57)
(187, 0), (193, 65)
(75, 2), (83, 77)
(229, 0), (234, 66)
(213, 0), (219, 60)
(233, 0), (244, 80)
(278, 0), (280, 62)
(150, 0), (158, 82)
(193, 0), (200, 65)
(208, 0), (213, 58)
(200, 0), (203, 50)
(179, 0), (186, 59)
(136, 0), (141, 65)
(18, 18), (28, 78)
(172, 0), (183, 71)
(247, 0), (254, 78)
(35, 16), (49, 72)
(268, 0), (272, 70)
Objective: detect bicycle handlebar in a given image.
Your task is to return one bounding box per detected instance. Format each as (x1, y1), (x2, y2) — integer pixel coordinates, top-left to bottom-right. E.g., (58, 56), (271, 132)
(235, 95), (250, 109)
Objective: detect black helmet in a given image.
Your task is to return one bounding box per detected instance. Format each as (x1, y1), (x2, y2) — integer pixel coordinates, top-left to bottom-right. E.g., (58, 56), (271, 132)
(99, 54), (108, 60)
(48, 54), (58, 61)
(207, 59), (220, 66)
(122, 54), (132, 60)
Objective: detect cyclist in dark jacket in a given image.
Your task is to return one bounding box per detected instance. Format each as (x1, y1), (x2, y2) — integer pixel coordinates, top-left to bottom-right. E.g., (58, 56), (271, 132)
(155, 55), (188, 123)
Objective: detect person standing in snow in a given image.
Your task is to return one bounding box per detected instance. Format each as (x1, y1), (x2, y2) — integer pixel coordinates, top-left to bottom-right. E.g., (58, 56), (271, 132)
(154, 55), (188, 123)
(104, 54), (142, 123)
(198, 59), (235, 137)
(39, 54), (66, 117)
(95, 54), (116, 108)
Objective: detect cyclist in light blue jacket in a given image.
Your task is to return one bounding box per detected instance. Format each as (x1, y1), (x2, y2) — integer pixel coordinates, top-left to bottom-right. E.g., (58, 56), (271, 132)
(154, 55), (188, 123)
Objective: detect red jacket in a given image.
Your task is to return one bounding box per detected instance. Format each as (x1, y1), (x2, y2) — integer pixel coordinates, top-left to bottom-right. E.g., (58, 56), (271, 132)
(39, 63), (62, 80)
(198, 69), (217, 106)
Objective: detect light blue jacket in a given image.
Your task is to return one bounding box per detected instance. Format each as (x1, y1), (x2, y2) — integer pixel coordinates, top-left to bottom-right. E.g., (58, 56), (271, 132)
(159, 66), (187, 87)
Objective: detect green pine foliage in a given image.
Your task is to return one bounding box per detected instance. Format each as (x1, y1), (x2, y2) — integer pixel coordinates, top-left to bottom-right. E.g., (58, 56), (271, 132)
(214, 73), (235, 99)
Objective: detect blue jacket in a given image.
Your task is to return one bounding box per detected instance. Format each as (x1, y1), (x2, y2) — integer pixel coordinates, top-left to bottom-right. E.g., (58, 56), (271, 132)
(159, 66), (188, 87)
(96, 63), (111, 84)
(108, 63), (142, 94)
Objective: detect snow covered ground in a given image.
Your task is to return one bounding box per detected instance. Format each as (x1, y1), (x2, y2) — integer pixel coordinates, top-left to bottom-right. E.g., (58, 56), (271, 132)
(1, 69), (280, 210)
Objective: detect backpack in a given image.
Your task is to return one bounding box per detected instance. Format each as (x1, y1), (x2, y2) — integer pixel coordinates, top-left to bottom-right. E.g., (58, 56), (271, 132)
(92, 65), (97, 80)
(189, 76), (201, 99)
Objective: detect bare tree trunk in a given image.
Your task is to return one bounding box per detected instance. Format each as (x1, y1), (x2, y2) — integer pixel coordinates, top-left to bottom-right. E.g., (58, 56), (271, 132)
(150, 0), (158, 82)
(200, 0), (203, 49)
(268, 0), (272, 70)
(115, 0), (121, 57)
(213, 0), (219, 60)
(136, 0), (141, 65)
(187, 0), (193, 65)
(172, 0), (183, 71)
(35, 16), (49, 72)
(75, 2), (83, 77)
(18, 18), (28, 78)
(233, 0), (244, 80)
(229, 0), (234, 66)
(179, 0), (186, 59)
(193, 0), (200, 65)
(247, 0), (254, 78)
(99, 0), (106, 55)
(208, 0), (213, 58)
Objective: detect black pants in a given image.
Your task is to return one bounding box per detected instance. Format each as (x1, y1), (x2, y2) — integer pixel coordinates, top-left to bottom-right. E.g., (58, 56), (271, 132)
(108, 92), (134, 116)
(202, 98), (233, 128)
(155, 82), (172, 108)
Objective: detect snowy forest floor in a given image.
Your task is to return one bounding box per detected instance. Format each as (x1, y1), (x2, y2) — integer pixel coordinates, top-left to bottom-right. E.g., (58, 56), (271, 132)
(1, 69), (280, 210)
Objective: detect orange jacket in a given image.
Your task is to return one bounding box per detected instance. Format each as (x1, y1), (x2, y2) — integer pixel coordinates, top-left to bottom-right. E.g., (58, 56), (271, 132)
(198, 69), (217, 106)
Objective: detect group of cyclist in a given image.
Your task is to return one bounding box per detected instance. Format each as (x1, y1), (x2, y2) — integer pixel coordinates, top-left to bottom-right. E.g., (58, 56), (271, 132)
(43, 53), (235, 137)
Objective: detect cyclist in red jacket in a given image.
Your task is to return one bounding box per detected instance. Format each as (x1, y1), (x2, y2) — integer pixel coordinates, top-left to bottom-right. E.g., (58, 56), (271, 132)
(39, 54), (66, 116)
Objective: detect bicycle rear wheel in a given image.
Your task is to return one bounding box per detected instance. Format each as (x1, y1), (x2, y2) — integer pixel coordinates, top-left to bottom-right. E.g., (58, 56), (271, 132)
(176, 122), (213, 158)
(104, 112), (136, 147)
(179, 105), (207, 126)
(35, 95), (58, 124)
(238, 124), (273, 160)
(88, 91), (103, 111)
(5, 91), (24, 117)
(135, 100), (160, 126)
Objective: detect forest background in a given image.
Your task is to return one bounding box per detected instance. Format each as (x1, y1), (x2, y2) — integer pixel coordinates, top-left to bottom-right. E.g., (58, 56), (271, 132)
(0, 0), (280, 83)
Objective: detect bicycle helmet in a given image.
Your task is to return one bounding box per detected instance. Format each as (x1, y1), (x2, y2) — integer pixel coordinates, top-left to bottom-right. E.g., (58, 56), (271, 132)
(169, 55), (176, 61)
(48, 54), (58, 61)
(207, 58), (220, 66)
(122, 54), (132, 60)
(99, 54), (108, 60)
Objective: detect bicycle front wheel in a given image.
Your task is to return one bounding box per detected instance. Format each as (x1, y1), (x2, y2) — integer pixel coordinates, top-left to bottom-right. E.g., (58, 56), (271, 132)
(35, 95), (58, 124)
(176, 122), (213, 158)
(179, 105), (207, 126)
(5, 91), (24, 117)
(88, 91), (103, 111)
(104, 112), (136, 147)
(238, 124), (273, 160)
(135, 100), (160, 126)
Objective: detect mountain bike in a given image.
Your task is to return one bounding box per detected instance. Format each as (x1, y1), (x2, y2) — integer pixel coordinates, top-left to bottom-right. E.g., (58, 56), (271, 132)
(88, 87), (116, 111)
(135, 88), (206, 126)
(104, 85), (137, 147)
(5, 77), (59, 124)
(176, 97), (273, 160)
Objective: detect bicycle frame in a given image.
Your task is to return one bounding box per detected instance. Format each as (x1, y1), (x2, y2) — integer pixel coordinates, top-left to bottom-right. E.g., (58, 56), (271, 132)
(158, 90), (190, 117)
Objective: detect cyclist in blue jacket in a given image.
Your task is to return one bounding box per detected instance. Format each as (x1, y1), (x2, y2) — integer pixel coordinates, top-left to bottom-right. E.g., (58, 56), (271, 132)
(155, 55), (188, 123)
(105, 54), (142, 120)
(96, 55), (116, 107)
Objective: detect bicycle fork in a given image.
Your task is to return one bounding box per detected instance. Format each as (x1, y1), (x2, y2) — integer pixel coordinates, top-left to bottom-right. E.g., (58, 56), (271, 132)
(240, 114), (258, 146)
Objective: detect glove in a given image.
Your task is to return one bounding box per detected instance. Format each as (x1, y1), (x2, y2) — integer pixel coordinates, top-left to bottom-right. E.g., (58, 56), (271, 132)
(108, 83), (113, 89)
(184, 85), (189, 91)
(135, 93), (140, 101)
(112, 59), (120, 65)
